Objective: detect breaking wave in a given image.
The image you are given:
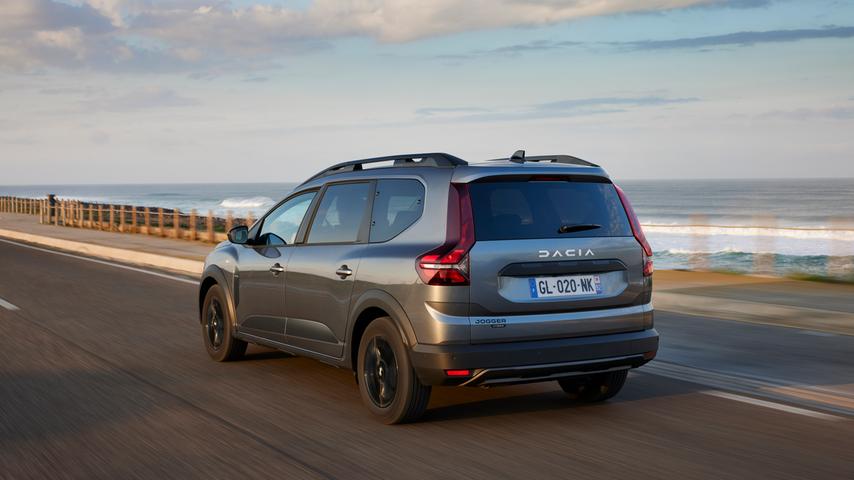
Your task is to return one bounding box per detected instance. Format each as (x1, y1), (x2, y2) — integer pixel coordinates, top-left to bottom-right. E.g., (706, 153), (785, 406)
(218, 197), (274, 209)
(642, 223), (854, 242)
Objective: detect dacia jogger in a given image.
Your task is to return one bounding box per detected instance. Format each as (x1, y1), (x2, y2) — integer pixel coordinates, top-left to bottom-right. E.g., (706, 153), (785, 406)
(199, 151), (657, 424)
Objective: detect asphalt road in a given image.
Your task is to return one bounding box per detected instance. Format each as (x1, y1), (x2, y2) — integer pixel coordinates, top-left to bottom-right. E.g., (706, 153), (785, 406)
(1, 239), (853, 479)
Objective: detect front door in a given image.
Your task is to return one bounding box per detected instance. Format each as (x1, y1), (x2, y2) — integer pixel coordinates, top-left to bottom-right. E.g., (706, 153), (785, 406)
(236, 191), (317, 343)
(285, 181), (373, 359)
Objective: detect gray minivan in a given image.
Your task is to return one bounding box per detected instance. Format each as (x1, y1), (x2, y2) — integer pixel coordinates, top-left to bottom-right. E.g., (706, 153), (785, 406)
(198, 151), (658, 423)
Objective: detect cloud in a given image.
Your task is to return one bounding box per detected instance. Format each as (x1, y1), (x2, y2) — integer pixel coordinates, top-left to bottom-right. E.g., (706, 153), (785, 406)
(82, 87), (200, 112)
(415, 107), (491, 116)
(615, 26), (854, 50)
(436, 25), (854, 61)
(759, 106), (854, 121)
(416, 95), (699, 123)
(0, 0), (732, 73)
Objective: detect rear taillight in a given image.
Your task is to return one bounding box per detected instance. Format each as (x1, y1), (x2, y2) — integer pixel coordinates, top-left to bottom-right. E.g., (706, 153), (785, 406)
(615, 185), (654, 277)
(416, 183), (474, 286)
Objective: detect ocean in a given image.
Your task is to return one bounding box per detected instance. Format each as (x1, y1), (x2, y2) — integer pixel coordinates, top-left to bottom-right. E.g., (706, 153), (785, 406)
(3, 179), (853, 277)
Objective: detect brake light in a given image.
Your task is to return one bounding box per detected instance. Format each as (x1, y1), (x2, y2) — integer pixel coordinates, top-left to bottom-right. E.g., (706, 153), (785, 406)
(615, 185), (654, 276)
(445, 369), (472, 377)
(416, 183), (474, 286)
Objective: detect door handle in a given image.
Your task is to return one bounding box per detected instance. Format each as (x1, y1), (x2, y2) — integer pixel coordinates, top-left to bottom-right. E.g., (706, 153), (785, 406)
(336, 265), (353, 279)
(269, 263), (285, 275)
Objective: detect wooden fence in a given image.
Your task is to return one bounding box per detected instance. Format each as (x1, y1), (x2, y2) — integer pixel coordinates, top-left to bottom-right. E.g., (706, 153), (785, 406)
(0, 195), (253, 244)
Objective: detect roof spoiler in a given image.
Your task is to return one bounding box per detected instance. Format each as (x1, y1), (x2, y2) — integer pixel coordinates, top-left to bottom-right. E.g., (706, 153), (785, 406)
(497, 150), (599, 167)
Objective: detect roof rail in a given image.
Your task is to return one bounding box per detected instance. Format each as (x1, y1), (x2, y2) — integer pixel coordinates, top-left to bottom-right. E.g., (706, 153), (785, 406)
(301, 153), (468, 185)
(490, 151), (599, 168)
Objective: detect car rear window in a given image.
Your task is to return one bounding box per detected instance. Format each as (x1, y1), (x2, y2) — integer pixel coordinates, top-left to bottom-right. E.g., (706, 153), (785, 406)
(469, 180), (632, 240)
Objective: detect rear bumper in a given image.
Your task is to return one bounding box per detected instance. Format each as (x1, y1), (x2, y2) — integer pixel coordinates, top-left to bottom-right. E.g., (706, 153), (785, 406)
(409, 328), (659, 386)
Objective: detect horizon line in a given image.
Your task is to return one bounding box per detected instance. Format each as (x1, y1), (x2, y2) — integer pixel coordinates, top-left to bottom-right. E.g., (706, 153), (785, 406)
(2, 176), (854, 188)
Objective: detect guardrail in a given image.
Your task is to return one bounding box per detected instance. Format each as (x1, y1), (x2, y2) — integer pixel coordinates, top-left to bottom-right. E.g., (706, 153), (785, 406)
(0, 195), (253, 244)
(2, 194), (852, 280)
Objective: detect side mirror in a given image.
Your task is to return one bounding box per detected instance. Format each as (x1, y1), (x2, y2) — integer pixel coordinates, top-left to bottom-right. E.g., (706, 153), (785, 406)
(227, 225), (250, 244)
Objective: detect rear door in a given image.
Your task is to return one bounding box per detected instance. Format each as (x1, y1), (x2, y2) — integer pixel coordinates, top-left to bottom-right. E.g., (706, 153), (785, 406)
(284, 181), (373, 358)
(466, 177), (647, 343)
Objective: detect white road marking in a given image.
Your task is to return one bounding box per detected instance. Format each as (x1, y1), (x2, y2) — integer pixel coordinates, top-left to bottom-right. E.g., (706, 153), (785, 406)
(0, 238), (198, 285)
(0, 296), (20, 311)
(702, 390), (842, 421)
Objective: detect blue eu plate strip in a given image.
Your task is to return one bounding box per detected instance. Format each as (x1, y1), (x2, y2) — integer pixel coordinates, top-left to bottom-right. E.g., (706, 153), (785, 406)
(528, 278), (539, 298)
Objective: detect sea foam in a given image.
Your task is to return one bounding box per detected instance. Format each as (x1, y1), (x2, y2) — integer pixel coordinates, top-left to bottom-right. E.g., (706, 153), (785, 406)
(218, 197), (275, 209)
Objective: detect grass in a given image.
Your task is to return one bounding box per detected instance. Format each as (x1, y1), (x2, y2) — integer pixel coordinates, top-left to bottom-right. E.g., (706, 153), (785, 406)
(786, 273), (854, 285)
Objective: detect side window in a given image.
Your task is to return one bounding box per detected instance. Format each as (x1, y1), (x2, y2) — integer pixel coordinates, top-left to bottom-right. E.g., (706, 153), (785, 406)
(369, 179), (425, 242)
(307, 182), (371, 244)
(258, 191), (316, 246)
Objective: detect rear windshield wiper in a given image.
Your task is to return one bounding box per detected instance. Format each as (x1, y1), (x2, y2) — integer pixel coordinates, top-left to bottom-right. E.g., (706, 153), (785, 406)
(558, 223), (601, 234)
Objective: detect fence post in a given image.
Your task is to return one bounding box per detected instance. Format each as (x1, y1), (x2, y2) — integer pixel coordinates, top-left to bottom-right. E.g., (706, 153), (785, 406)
(828, 217), (851, 278)
(88, 204), (94, 229)
(130, 206), (137, 234)
(753, 215), (776, 275)
(189, 209), (197, 241)
(144, 207), (151, 235)
(173, 210), (181, 239)
(246, 211), (254, 228)
(96, 204), (103, 230)
(206, 210), (214, 243)
(225, 211), (233, 235)
(77, 202), (83, 228)
(158, 208), (165, 237)
(119, 205), (126, 233)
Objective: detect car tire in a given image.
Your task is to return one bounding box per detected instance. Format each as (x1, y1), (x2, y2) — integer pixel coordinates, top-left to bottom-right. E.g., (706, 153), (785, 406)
(558, 369), (628, 403)
(357, 316), (431, 424)
(202, 284), (247, 362)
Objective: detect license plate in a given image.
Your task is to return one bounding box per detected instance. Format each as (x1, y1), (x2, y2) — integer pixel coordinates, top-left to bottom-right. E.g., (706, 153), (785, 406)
(528, 274), (602, 299)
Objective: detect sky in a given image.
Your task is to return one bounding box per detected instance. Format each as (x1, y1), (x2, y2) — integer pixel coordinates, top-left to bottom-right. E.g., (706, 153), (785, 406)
(1, 0), (853, 184)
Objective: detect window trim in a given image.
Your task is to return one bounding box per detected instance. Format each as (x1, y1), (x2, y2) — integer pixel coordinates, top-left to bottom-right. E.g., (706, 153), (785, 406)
(301, 179), (377, 246)
(250, 188), (320, 246)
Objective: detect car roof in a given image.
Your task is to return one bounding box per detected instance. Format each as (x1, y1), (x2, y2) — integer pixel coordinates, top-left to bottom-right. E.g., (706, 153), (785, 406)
(297, 151), (610, 190)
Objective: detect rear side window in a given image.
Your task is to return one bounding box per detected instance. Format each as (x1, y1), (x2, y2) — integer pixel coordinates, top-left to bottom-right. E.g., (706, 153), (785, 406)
(307, 182), (371, 244)
(469, 180), (631, 240)
(370, 179), (425, 242)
